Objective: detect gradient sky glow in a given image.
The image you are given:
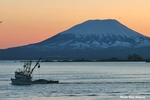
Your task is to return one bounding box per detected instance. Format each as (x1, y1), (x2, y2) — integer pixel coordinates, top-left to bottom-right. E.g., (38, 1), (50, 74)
(0, 0), (150, 49)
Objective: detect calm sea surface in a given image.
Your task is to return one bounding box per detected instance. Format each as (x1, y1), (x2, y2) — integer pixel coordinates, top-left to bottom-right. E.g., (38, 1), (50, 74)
(0, 61), (150, 100)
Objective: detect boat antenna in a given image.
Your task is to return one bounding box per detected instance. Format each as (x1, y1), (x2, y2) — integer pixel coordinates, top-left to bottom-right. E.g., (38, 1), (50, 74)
(29, 57), (41, 75)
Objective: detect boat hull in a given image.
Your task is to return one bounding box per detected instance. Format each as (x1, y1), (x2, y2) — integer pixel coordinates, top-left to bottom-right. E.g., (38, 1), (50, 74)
(32, 79), (59, 84)
(11, 78), (31, 85)
(11, 78), (59, 85)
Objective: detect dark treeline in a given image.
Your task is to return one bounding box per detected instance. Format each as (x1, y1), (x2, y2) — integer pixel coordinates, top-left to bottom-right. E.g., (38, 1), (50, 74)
(127, 54), (143, 61)
(41, 54), (150, 62)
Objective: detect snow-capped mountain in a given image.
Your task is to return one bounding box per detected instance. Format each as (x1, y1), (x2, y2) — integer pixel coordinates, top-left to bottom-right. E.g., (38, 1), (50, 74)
(0, 19), (150, 60)
(34, 19), (150, 50)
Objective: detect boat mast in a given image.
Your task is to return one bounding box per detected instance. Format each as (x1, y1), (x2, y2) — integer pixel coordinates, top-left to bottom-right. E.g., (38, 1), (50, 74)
(29, 58), (41, 75)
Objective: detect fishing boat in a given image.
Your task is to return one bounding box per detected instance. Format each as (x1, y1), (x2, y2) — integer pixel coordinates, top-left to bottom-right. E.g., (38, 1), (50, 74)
(11, 58), (59, 85)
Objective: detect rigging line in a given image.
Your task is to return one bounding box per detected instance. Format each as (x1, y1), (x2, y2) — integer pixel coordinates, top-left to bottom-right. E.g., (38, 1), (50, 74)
(38, 67), (40, 79)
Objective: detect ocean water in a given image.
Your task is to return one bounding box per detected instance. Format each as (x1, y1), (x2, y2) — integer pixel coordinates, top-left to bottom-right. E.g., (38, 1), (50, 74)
(0, 61), (150, 100)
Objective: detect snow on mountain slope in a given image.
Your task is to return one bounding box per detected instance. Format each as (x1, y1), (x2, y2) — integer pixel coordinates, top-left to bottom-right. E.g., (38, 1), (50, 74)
(1, 19), (150, 60)
(33, 19), (150, 50)
(61, 19), (139, 37)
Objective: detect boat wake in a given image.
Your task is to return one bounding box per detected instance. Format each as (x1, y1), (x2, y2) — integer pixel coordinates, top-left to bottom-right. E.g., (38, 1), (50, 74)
(59, 81), (150, 84)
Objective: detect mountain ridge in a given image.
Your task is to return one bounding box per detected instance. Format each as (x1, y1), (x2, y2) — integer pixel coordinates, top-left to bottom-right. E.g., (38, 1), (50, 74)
(0, 19), (150, 60)
(36, 19), (150, 49)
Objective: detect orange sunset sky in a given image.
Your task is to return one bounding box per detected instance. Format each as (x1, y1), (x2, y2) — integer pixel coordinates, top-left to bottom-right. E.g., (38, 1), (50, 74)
(0, 0), (150, 49)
